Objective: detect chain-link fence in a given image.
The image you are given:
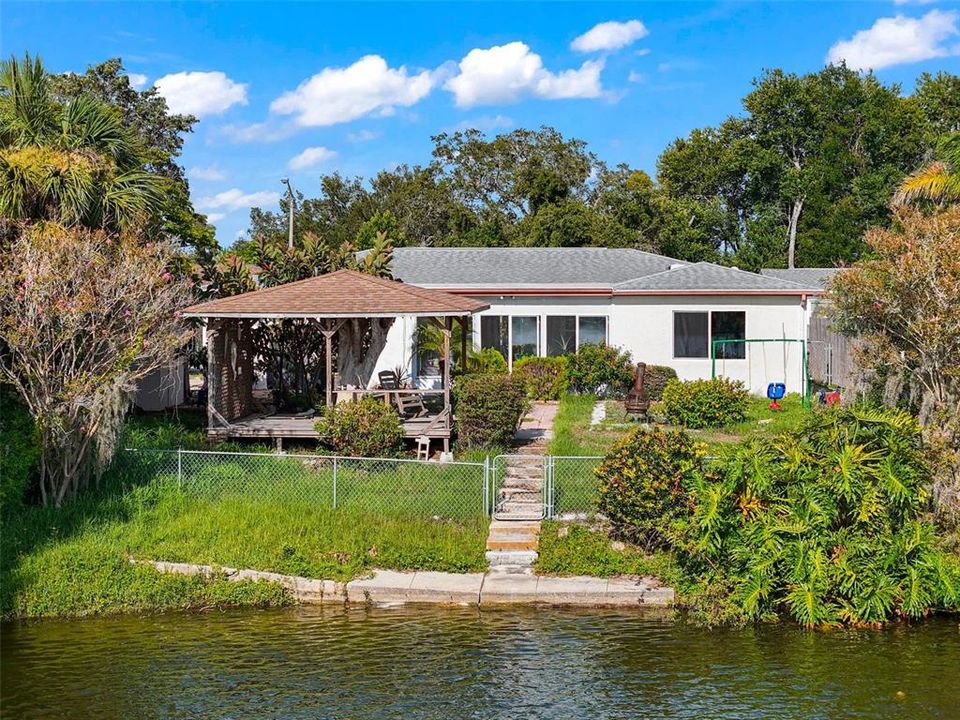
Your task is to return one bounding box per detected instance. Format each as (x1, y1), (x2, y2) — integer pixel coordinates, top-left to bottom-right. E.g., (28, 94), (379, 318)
(545, 456), (604, 519)
(113, 449), (610, 521)
(117, 449), (489, 520)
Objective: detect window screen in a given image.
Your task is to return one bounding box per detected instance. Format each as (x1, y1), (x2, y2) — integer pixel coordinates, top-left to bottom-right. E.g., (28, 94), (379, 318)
(546, 316), (576, 356)
(674, 312), (709, 358)
(480, 316), (509, 360)
(712, 311), (746, 359)
(578, 316), (607, 347)
(511, 316), (538, 363)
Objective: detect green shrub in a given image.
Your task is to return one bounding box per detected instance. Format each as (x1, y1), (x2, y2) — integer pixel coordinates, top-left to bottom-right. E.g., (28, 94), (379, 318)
(596, 426), (706, 550)
(661, 377), (748, 428)
(513, 356), (568, 400)
(678, 408), (960, 626)
(466, 347), (507, 374)
(0, 389), (39, 515)
(566, 343), (634, 398)
(454, 373), (528, 448)
(641, 364), (678, 401)
(314, 396), (403, 457)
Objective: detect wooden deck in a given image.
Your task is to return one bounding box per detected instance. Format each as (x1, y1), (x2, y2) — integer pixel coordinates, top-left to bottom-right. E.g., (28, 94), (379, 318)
(208, 412), (452, 441)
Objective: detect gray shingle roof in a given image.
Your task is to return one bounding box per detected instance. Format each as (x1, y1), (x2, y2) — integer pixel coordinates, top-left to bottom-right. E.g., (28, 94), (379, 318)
(359, 247), (817, 294)
(613, 262), (812, 292)
(383, 247), (686, 287)
(760, 267), (839, 290)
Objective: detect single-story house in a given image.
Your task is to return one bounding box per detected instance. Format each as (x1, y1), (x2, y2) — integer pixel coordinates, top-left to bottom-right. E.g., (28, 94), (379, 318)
(368, 247), (825, 396)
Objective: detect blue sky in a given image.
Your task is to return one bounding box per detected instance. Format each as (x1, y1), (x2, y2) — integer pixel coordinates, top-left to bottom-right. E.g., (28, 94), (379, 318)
(5, 1), (960, 246)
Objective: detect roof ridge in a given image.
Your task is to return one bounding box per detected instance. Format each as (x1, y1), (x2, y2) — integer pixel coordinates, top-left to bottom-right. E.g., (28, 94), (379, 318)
(708, 263), (812, 288)
(612, 261), (693, 288)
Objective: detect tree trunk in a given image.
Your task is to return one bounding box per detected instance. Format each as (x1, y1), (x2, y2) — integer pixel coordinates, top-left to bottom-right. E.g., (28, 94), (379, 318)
(336, 318), (394, 387)
(787, 198), (804, 269)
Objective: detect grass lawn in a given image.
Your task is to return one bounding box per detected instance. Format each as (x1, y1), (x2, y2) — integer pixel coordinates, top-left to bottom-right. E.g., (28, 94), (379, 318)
(2, 421), (490, 618)
(549, 392), (814, 458)
(679, 393), (811, 450)
(549, 394), (630, 456)
(535, 521), (680, 581)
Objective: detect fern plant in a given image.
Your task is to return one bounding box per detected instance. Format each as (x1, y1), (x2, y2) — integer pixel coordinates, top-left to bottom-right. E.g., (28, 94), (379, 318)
(677, 407), (960, 626)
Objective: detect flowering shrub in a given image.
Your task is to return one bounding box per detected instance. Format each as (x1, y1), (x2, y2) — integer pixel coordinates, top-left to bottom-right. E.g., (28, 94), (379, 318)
(513, 356), (568, 400)
(596, 427), (706, 550)
(661, 377), (748, 428)
(454, 373), (528, 448)
(566, 343), (634, 398)
(314, 396), (403, 457)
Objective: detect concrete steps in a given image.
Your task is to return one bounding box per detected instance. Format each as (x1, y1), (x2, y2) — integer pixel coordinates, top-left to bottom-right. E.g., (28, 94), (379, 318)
(495, 455), (545, 521)
(485, 518), (541, 568)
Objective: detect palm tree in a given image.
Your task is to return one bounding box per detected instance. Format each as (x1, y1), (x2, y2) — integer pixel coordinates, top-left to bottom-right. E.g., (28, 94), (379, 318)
(0, 53), (161, 230)
(894, 132), (960, 206)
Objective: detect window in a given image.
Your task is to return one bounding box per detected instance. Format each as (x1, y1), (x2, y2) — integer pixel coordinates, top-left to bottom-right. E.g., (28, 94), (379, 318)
(673, 311), (747, 359)
(511, 316), (538, 362)
(712, 311), (746, 359)
(674, 312), (709, 358)
(546, 316), (576, 356)
(480, 316), (509, 360)
(415, 318), (440, 377)
(578, 316), (607, 346)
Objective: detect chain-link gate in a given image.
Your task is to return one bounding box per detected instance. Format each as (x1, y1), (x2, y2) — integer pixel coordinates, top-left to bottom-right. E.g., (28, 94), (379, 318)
(490, 454), (546, 520)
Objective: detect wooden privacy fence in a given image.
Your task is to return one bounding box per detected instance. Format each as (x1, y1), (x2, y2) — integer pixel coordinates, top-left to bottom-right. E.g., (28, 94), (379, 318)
(807, 311), (855, 389)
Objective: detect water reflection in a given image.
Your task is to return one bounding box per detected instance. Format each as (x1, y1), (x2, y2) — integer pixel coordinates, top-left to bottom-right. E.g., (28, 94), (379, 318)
(2, 606), (958, 719)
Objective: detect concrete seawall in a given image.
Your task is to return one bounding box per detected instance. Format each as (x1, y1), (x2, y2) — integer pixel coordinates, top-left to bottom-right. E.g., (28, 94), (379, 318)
(137, 560), (674, 609)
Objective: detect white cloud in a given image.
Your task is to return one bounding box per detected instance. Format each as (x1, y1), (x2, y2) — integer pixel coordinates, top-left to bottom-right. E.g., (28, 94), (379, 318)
(288, 146), (338, 170)
(197, 188), (280, 210)
(826, 10), (960, 70)
(628, 71), (645, 84)
(347, 129), (381, 142)
(657, 58), (701, 72)
(454, 114), (514, 131)
(128, 73), (149, 89)
(893, 0), (937, 5)
(571, 19), (649, 53)
(154, 71), (248, 117)
(445, 42), (604, 107)
(217, 121), (294, 144)
(205, 213), (226, 223)
(189, 165), (227, 181)
(271, 55), (435, 127)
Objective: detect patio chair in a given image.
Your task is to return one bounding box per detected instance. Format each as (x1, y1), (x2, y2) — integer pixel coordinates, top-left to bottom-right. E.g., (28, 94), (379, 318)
(378, 370), (401, 389)
(395, 392), (429, 419)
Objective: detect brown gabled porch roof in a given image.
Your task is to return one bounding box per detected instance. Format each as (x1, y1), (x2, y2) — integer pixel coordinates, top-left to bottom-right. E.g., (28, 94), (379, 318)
(183, 269), (489, 319)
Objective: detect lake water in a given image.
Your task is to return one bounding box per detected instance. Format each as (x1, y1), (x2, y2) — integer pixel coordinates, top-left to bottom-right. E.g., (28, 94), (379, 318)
(2, 606), (958, 719)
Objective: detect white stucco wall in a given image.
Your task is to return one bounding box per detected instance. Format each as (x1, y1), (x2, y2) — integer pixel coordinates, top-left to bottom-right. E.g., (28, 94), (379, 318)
(609, 295), (808, 395)
(370, 293), (811, 396)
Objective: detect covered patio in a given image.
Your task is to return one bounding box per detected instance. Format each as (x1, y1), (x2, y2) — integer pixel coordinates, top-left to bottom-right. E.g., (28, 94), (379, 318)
(183, 269), (489, 452)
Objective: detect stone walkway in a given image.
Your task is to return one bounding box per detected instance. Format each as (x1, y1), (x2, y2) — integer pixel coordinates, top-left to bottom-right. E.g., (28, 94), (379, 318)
(486, 402), (558, 571)
(140, 560), (674, 608)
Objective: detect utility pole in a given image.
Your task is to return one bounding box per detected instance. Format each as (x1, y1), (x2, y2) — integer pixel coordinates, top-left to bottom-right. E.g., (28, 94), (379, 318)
(281, 177), (295, 249)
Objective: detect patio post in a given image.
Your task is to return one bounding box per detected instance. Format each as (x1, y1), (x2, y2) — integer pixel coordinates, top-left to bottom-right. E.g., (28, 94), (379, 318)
(457, 316), (468, 374)
(442, 317), (452, 412)
(319, 319), (346, 408)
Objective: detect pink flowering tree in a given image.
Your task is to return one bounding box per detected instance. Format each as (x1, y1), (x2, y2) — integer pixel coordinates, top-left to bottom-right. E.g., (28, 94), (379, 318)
(0, 223), (192, 505)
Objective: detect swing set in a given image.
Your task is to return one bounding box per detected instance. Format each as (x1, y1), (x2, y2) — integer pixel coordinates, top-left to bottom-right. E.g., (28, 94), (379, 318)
(711, 337), (812, 409)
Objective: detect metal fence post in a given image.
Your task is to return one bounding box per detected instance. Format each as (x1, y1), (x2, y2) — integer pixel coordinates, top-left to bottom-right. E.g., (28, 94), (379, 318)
(177, 448), (183, 490)
(483, 455), (490, 516)
(332, 456), (338, 510)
